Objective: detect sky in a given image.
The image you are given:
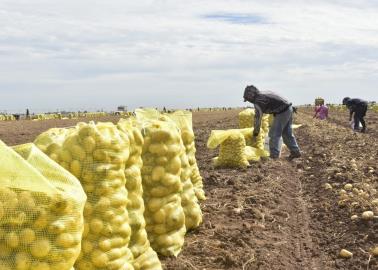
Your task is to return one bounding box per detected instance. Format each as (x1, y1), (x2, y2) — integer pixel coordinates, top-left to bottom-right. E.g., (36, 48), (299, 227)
(0, 0), (378, 113)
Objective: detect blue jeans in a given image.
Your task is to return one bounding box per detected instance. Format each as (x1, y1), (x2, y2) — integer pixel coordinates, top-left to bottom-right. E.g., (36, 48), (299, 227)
(268, 106), (300, 158)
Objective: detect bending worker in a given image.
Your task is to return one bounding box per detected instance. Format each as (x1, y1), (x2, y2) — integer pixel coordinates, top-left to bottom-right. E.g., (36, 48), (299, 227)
(243, 85), (301, 160)
(342, 97), (368, 133)
(313, 104), (329, 120)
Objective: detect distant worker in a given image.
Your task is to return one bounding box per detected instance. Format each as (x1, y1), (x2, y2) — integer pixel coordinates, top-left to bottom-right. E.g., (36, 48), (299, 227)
(313, 104), (328, 120)
(26, 108), (30, 120)
(243, 85), (301, 160)
(342, 97), (368, 133)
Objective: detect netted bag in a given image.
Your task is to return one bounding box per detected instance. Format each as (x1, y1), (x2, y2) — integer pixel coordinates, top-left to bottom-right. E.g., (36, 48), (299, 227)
(140, 120), (186, 257)
(177, 143), (202, 230)
(240, 129), (269, 160)
(168, 111), (205, 201)
(36, 123), (135, 270)
(239, 109), (255, 129)
(34, 128), (73, 165)
(207, 130), (249, 168)
(117, 119), (162, 270)
(239, 109), (270, 134)
(0, 141), (86, 270)
(261, 115), (270, 134)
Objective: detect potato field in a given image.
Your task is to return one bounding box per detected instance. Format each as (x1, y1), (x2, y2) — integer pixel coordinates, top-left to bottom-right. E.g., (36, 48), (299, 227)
(0, 108), (377, 270)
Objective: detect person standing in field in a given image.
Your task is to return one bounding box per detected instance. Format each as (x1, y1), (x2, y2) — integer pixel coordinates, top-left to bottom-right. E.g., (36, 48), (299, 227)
(342, 97), (368, 133)
(313, 104), (329, 120)
(243, 85), (301, 160)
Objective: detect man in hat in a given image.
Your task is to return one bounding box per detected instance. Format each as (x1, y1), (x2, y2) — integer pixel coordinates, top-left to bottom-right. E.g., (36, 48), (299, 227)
(243, 85), (301, 160)
(342, 97), (368, 133)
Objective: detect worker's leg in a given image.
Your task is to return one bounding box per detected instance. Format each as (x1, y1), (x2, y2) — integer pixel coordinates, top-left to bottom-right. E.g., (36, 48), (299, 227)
(269, 113), (287, 158)
(282, 107), (301, 154)
(353, 112), (360, 131)
(359, 105), (368, 132)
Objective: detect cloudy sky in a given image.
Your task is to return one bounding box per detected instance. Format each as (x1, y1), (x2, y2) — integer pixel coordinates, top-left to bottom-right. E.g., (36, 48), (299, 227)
(1, 0), (377, 113)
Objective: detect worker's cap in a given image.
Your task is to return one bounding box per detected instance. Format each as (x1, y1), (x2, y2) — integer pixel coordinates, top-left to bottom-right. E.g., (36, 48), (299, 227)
(244, 85), (259, 102)
(342, 97), (350, 105)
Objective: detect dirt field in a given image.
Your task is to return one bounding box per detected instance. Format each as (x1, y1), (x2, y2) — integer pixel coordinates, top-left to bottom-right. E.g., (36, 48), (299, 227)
(0, 109), (377, 270)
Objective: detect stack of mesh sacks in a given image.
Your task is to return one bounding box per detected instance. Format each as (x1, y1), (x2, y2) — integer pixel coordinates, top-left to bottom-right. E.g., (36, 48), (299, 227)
(117, 118), (162, 270)
(0, 140), (86, 270)
(207, 130), (249, 168)
(168, 111), (206, 201)
(35, 122), (135, 270)
(138, 117), (186, 256)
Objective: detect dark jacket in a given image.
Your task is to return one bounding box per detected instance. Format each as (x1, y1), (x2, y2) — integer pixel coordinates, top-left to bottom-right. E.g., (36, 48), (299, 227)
(251, 92), (291, 136)
(346, 98), (368, 118)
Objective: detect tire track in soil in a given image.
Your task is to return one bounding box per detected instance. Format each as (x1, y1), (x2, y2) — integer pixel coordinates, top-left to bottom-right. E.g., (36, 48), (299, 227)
(257, 160), (323, 270)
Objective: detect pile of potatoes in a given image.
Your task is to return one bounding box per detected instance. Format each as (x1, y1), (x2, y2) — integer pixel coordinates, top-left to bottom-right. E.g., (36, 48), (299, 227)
(0, 141), (86, 270)
(140, 120), (186, 256)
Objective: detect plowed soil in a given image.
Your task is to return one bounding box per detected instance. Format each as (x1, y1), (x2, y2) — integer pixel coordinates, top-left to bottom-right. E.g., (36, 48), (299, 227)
(0, 108), (377, 270)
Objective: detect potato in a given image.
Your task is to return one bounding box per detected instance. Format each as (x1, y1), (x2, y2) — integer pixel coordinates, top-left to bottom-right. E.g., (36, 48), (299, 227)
(91, 250), (109, 268)
(56, 233), (75, 248)
(89, 218), (104, 234)
(361, 211), (374, 220)
(5, 232), (19, 248)
(370, 246), (378, 256)
(30, 239), (51, 258)
(340, 249), (353, 258)
(344, 184), (353, 191)
(15, 252), (31, 270)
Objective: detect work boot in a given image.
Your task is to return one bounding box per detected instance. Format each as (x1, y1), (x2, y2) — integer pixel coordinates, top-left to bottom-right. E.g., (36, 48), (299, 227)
(361, 127), (366, 133)
(288, 151), (301, 160)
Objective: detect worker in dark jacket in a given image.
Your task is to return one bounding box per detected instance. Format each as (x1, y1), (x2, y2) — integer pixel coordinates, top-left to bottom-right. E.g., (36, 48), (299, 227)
(243, 85), (301, 159)
(342, 97), (368, 132)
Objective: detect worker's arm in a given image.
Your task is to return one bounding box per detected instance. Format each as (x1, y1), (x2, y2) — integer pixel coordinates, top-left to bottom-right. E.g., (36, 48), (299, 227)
(253, 104), (263, 137)
(349, 108), (353, 121)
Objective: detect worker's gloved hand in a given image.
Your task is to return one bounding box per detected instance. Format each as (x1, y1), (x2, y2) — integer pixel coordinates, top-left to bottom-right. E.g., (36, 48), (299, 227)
(293, 107), (298, 114)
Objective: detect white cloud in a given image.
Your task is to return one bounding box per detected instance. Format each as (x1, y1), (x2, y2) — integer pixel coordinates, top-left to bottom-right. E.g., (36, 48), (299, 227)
(0, 0), (377, 112)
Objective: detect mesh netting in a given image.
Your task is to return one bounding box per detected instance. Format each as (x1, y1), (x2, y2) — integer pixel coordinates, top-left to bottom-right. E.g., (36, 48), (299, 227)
(0, 141), (86, 270)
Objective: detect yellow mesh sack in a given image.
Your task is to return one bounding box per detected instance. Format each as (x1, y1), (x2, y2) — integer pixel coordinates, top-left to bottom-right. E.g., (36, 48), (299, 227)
(239, 109), (271, 134)
(34, 128), (74, 165)
(207, 130), (249, 168)
(238, 109), (255, 129)
(0, 140), (86, 270)
(168, 111), (205, 201)
(240, 128), (270, 160)
(135, 109), (160, 122)
(177, 141), (202, 230)
(138, 109), (202, 230)
(262, 115), (270, 134)
(35, 122), (135, 270)
(140, 120), (186, 257)
(117, 118), (162, 270)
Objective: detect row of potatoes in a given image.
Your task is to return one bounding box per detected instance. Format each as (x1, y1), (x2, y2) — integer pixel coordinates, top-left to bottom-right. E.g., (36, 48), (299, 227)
(23, 110), (205, 270)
